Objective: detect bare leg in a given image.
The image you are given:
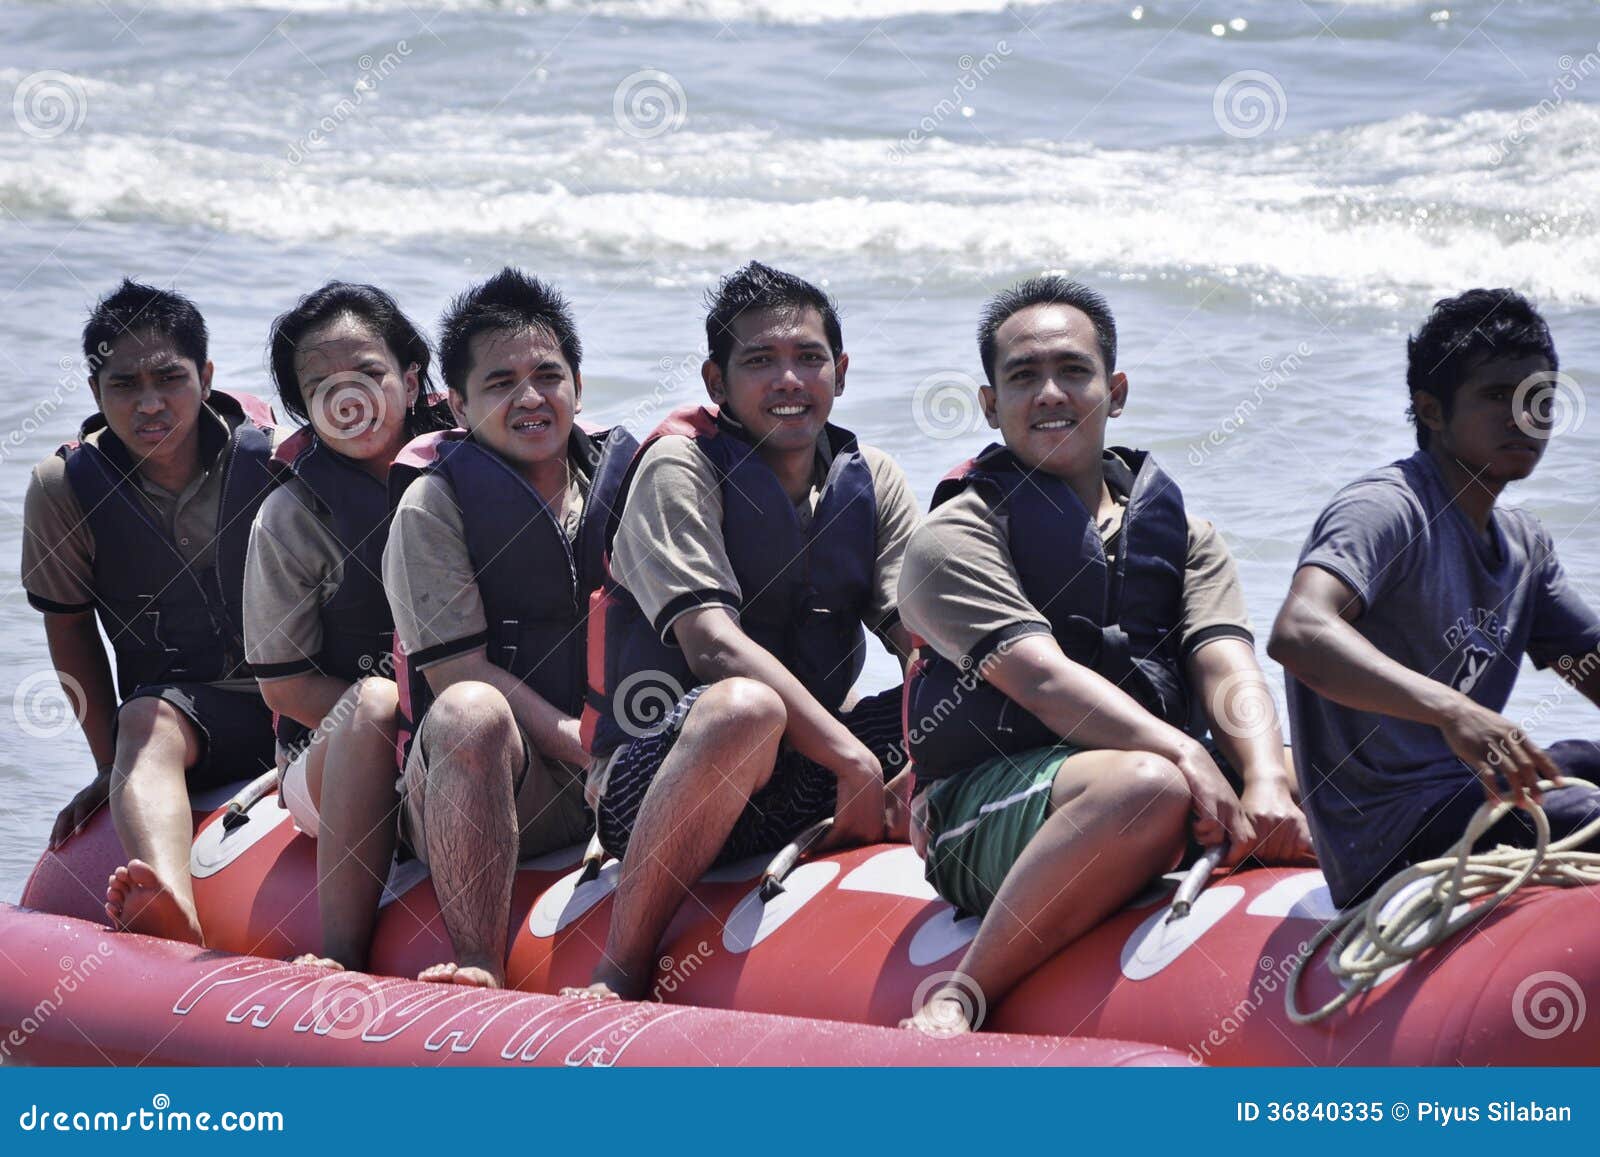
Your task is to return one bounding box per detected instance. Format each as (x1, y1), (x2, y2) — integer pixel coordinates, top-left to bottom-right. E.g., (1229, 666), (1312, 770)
(407, 681), (522, 989)
(582, 678), (786, 999)
(104, 697), (205, 944)
(907, 750), (1190, 1035)
(313, 677), (402, 971)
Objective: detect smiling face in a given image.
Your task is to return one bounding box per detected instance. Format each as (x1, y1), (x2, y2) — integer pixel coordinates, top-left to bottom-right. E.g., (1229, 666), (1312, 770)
(981, 302), (1126, 478)
(294, 314), (419, 466)
(1416, 353), (1552, 484)
(449, 325), (580, 473)
(89, 329), (213, 464)
(704, 305), (845, 455)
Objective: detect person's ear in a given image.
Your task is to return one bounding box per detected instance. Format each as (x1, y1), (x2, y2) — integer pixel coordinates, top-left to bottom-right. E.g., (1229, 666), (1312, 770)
(402, 364), (421, 409)
(87, 374), (101, 407)
(702, 359), (726, 406)
(980, 384), (999, 429)
(1106, 371), (1128, 419)
(833, 352), (848, 396)
(448, 387), (469, 429)
(1413, 390), (1447, 438)
(199, 361), (214, 398)
(572, 371), (583, 415)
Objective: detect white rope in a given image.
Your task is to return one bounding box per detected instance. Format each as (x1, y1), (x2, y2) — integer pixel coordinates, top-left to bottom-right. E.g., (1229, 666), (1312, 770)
(1287, 779), (1600, 1025)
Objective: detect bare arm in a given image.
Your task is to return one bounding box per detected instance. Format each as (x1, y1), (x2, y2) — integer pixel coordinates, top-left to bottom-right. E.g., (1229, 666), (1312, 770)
(1186, 637), (1312, 864)
(1269, 565), (1558, 802)
(983, 633), (1252, 849)
(259, 672), (349, 736)
(673, 606), (884, 846)
(421, 647), (588, 768)
(42, 612), (118, 845)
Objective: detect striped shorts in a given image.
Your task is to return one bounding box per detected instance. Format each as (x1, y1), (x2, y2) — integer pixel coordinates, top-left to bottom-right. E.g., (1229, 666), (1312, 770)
(595, 684), (906, 865)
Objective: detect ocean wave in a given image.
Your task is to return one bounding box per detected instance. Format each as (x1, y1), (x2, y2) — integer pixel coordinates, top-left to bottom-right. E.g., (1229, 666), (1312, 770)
(3, 102), (1594, 304)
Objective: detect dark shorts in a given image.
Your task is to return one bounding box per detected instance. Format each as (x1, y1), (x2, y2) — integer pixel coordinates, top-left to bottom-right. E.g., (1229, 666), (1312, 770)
(596, 684), (905, 865)
(119, 682), (276, 790)
(1387, 738), (1600, 898)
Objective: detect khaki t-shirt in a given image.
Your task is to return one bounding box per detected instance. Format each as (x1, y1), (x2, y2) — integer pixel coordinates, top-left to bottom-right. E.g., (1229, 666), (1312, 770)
(21, 406), (263, 694)
(898, 468), (1253, 668)
(384, 456), (588, 670)
(243, 476), (361, 680)
(608, 432), (918, 647)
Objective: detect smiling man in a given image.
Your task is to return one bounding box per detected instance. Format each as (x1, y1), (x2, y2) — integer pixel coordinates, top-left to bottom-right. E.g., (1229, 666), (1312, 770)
(572, 262), (918, 1000)
(1270, 288), (1600, 908)
(21, 280), (279, 945)
(898, 276), (1310, 1035)
(382, 269), (636, 988)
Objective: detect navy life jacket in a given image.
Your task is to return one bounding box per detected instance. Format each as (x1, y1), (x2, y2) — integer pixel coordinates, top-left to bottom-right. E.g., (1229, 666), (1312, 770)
(262, 399), (456, 752)
(905, 444), (1207, 780)
(388, 423), (638, 752)
(582, 405), (877, 757)
(57, 391), (278, 700)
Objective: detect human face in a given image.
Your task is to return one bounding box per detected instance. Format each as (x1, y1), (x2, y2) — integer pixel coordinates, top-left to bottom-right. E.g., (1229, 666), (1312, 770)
(704, 306), (844, 455)
(980, 303), (1125, 478)
(1416, 354), (1553, 484)
(89, 329), (212, 462)
(294, 315), (419, 466)
(449, 326), (579, 472)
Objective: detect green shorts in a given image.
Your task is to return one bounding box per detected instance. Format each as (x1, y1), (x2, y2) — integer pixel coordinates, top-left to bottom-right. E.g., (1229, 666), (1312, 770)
(922, 744), (1079, 918)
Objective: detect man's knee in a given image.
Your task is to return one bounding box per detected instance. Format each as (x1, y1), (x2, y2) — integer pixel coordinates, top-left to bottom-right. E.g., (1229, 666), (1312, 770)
(421, 681), (518, 779)
(693, 677), (786, 737)
(351, 677), (400, 732)
(112, 697), (196, 773)
(1104, 752), (1190, 824)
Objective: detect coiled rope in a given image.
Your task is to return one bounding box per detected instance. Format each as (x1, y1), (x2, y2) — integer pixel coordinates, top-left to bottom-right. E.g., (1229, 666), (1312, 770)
(1287, 780), (1600, 1025)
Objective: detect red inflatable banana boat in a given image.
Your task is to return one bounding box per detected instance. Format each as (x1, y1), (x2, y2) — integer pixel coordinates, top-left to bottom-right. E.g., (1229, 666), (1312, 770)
(15, 782), (1598, 1065)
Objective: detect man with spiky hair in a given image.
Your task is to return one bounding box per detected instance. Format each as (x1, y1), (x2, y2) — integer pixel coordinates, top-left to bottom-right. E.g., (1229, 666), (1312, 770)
(22, 279), (280, 945)
(898, 276), (1306, 1034)
(383, 267), (637, 988)
(1272, 288), (1600, 909)
(572, 261), (919, 1000)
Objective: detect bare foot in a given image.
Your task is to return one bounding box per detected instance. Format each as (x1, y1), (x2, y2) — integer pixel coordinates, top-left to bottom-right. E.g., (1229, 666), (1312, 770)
(292, 954), (345, 970)
(105, 860), (203, 945)
(900, 995), (975, 1038)
(559, 982), (623, 1001)
(417, 961), (500, 988)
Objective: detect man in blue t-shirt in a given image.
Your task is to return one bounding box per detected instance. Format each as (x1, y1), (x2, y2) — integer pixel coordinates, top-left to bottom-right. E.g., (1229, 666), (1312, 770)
(1269, 288), (1600, 907)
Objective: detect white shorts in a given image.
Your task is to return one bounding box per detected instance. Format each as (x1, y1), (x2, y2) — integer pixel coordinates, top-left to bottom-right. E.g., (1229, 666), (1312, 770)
(280, 747), (320, 839)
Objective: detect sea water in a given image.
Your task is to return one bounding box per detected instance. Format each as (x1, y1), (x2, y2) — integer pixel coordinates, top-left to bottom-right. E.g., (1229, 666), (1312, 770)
(1, 0), (1596, 898)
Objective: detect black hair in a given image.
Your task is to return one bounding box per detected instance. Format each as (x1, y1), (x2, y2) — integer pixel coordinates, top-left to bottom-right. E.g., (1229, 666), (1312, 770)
(704, 261), (843, 375)
(1406, 288), (1557, 449)
(268, 281), (449, 434)
(82, 278), (208, 380)
(977, 276), (1117, 385)
(437, 267), (581, 396)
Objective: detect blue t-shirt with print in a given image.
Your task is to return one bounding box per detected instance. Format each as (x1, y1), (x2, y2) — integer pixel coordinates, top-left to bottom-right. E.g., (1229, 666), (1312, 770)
(1286, 450), (1600, 906)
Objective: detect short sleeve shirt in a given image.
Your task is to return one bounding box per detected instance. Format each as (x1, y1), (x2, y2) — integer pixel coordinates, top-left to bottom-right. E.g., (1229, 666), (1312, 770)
(243, 476), (355, 680)
(1286, 450), (1600, 905)
(608, 432), (917, 647)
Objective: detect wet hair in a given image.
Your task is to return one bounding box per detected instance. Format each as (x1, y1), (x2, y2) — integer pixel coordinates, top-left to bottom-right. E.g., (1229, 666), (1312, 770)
(268, 281), (449, 433)
(82, 279), (208, 381)
(704, 261), (843, 375)
(437, 267), (581, 396)
(1406, 288), (1557, 449)
(977, 276), (1117, 384)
